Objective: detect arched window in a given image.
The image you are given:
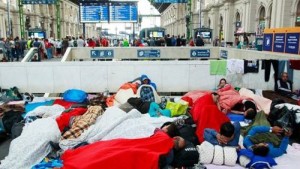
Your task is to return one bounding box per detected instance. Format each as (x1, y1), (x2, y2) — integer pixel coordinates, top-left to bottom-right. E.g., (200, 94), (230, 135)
(208, 18), (211, 28)
(236, 12), (241, 30)
(258, 7), (266, 34)
(236, 12), (240, 22)
(268, 5), (272, 28)
(296, 1), (300, 26)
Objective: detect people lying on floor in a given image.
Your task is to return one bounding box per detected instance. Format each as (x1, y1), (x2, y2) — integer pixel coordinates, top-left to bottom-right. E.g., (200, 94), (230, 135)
(231, 99), (258, 121)
(190, 92), (230, 143)
(61, 130), (186, 169)
(275, 72), (295, 97)
(126, 97), (171, 117)
(204, 121), (240, 147)
(243, 125), (291, 158)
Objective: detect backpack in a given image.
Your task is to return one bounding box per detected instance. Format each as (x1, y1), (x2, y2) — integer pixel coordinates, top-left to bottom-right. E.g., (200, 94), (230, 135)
(73, 40), (78, 47)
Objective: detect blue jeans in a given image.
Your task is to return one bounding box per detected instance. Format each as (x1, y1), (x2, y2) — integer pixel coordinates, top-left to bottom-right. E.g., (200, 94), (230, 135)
(46, 48), (52, 59)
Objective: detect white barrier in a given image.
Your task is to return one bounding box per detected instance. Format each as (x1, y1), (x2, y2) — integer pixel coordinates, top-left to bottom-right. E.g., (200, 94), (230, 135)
(0, 60), (299, 93)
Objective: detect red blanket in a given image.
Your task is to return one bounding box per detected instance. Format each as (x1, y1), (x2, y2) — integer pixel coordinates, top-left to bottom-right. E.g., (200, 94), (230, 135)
(61, 131), (174, 169)
(190, 93), (230, 143)
(55, 107), (87, 132)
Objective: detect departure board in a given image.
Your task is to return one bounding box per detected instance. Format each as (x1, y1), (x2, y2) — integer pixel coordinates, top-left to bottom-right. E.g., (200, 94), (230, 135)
(80, 2), (138, 23)
(80, 2), (109, 23)
(109, 2), (138, 22)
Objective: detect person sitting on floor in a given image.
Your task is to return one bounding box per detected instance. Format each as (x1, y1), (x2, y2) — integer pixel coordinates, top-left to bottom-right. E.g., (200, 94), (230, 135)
(243, 125), (292, 158)
(275, 72), (293, 96)
(204, 121), (240, 146)
(129, 74), (157, 90)
(217, 78), (229, 90)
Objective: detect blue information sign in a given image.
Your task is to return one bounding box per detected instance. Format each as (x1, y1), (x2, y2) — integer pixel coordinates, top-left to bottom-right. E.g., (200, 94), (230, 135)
(90, 50), (114, 58)
(80, 3), (109, 23)
(22, 0), (56, 4)
(285, 33), (300, 54)
(154, 0), (187, 3)
(80, 2), (138, 23)
(273, 33), (285, 53)
(190, 49), (210, 58)
(137, 50), (160, 58)
(263, 34), (273, 51)
(110, 2), (138, 22)
(220, 50), (228, 59)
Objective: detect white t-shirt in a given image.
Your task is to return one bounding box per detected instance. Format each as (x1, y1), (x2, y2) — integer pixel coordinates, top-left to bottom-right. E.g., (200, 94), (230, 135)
(77, 39), (85, 47)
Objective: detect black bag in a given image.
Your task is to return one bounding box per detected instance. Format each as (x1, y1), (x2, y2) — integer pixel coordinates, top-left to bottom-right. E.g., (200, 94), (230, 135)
(2, 111), (23, 134)
(172, 141), (199, 167)
(11, 121), (24, 139)
(268, 106), (289, 126)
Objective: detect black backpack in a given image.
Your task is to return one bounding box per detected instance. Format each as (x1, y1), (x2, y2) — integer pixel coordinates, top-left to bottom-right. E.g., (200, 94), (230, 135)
(73, 40), (78, 47)
(172, 141), (199, 168)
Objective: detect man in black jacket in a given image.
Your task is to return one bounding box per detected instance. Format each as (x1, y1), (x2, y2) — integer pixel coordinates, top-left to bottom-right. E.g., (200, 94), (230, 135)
(275, 72), (293, 96)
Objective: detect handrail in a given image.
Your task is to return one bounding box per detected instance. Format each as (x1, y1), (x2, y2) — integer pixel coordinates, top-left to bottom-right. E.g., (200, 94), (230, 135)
(21, 47), (38, 62)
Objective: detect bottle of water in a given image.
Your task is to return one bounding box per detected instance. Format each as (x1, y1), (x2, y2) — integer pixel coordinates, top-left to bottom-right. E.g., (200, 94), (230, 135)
(103, 88), (110, 97)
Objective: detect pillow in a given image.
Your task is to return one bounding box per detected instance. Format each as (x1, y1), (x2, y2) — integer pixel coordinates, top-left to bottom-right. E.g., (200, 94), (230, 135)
(197, 141), (214, 164)
(114, 89), (136, 104)
(223, 146), (238, 166)
(212, 145), (224, 165)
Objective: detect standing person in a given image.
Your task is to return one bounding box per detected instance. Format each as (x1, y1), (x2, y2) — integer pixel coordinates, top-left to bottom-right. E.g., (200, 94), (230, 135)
(213, 36), (219, 46)
(61, 37), (69, 55)
(0, 38), (5, 60)
(33, 38), (42, 61)
(123, 38), (129, 47)
(4, 38), (12, 61)
(165, 34), (172, 46)
(171, 35), (176, 46)
(189, 38), (195, 46)
(44, 39), (53, 59)
(55, 39), (62, 57)
(77, 36), (85, 47)
(195, 35), (204, 46)
(176, 35), (182, 46)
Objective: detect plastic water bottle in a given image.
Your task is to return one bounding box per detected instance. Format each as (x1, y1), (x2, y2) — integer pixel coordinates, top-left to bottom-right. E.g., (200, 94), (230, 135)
(103, 88), (110, 97)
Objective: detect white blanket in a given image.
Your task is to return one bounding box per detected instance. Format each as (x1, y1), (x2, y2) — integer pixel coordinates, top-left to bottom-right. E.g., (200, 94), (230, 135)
(25, 104), (65, 119)
(59, 106), (175, 150)
(0, 118), (61, 169)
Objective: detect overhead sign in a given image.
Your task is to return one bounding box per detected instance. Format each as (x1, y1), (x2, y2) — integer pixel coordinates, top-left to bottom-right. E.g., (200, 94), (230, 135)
(109, 2), (138, 22)
(190, 49), (210, 58)
(285, 33), (300, 54)
(21, 0), (56, 4)
(273, 33), (285, 53)
(262, 34), (273, 51)
(80, 2), (109, 23)
(90, 50), (114, 58)
(80, 2), (138, 23)
(154, 0), (187, 3)
(137, 49), (160, 58)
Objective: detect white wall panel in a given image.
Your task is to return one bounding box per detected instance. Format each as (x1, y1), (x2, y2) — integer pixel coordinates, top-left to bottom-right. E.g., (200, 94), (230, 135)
(27, 66), (54, 93)
(53, 65), (81, 92)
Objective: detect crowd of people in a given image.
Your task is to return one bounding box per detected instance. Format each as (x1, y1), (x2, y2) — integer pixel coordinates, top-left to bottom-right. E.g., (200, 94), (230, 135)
(0, 34), (207, 62)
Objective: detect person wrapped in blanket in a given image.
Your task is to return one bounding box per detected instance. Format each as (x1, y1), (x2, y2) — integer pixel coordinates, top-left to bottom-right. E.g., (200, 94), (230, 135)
(204, 121), (240, 147)
(129, 74), (157, 90)
(61, 124), (186, 169)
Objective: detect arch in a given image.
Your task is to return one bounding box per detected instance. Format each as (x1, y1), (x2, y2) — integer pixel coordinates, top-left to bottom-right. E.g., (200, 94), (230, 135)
(296, 0), (300, 26)
(208, 18), (211, 28)
(268, 4), (272, 28)
(236, 12), (241, 22)
(259, 6), (266, 21)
